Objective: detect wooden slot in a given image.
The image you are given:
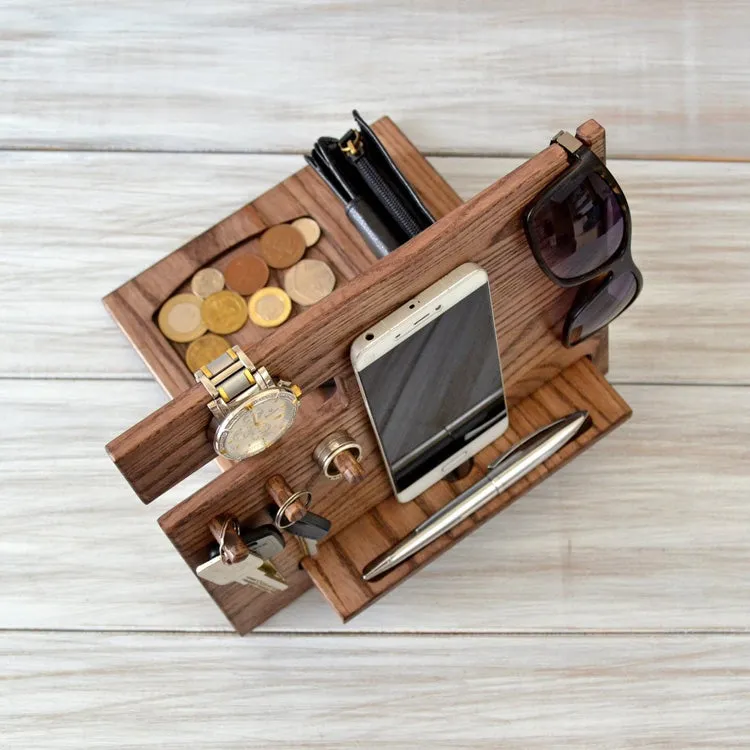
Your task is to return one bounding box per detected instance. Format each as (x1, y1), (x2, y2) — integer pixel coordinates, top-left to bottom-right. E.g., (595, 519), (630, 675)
(303, 358), (632, 622)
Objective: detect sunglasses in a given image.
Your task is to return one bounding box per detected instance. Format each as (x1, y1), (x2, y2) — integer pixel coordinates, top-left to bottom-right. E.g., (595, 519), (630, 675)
(524, 131), (643, 347)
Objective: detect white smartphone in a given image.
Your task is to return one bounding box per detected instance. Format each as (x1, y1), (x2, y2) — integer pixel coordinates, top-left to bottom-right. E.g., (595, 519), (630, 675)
(351, 262), (508, 503)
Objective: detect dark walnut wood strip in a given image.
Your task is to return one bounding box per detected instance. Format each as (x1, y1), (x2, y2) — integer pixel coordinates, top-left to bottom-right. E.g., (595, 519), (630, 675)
(107, 119), (609, 505)
(303, 358), (632, 622)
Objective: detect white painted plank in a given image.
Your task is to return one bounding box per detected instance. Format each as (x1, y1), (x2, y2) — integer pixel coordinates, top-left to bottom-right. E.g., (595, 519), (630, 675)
(0, 151), (300, 379)
(2, 1), (749, 157)
(2, 631), (749, 748)
(1, 152), (748, 384)
(1, 380), (748, 633)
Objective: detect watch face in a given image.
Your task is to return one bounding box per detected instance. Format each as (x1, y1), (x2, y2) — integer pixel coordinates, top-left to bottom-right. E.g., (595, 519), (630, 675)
(215, 389), (299, 460)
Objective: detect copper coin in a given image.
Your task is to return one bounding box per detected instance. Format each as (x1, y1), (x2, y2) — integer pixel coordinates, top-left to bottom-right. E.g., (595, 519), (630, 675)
(259, 224), (306, 269)
(248, 287), (292, 328)
(291, 217), (321, 248)
(224, 253), (269, 296)
(190, 267), (225, 299)
(185, 333), (230, 372)
(283, 259), (336, 306)
(157, 294), (207, 343)
(201, 290), (248, 334)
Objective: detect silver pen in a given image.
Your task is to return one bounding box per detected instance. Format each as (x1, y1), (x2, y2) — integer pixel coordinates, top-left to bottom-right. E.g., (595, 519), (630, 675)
(362, 409), (591, 582)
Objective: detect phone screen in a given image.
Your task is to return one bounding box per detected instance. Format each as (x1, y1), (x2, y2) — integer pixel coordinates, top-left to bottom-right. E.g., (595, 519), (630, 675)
(358, 284), (506, 492)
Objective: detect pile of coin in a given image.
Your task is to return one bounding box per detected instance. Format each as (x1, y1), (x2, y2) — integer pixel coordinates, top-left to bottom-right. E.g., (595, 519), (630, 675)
(157, 217), (336, 371)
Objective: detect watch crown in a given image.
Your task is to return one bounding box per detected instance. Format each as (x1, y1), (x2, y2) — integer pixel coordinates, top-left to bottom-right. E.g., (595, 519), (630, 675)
(290, 384), (302, 399)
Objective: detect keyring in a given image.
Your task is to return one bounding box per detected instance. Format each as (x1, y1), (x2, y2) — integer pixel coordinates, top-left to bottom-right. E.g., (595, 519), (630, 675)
(274, 491), (312, 530)
(218, 517), (242, 564)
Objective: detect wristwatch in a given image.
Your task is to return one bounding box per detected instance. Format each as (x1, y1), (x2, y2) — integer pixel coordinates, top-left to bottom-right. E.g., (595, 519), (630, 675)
(194, 346), (302, 461)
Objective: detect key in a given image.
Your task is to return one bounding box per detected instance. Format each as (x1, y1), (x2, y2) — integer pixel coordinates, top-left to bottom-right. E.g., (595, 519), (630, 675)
(196, 551), (288, 592)
(297, 537), (319, 557)
(209, 524), (285, 561)
(282, 510), (331, 541)
(265, 474), (330, 541)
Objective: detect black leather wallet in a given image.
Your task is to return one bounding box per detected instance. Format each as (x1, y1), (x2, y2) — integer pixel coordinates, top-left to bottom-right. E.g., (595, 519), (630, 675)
(306, 110), (435, 258)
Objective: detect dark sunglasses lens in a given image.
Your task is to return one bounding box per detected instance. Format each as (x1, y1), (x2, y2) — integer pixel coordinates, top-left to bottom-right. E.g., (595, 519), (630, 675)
(530, 172), (625, 281)
(568, 272), (638, 345)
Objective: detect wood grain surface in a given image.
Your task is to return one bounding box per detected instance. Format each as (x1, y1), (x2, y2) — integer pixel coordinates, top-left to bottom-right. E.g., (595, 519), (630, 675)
(2, 1), (749, 743)
(103, 117), (467, 503)
(105, 120), (609, 506)
(2, 1), (749, 158)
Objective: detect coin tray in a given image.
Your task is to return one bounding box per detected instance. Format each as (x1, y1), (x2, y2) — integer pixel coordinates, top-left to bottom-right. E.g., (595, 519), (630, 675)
(150, 217), (362, 376)
(104, 117), (632, 634)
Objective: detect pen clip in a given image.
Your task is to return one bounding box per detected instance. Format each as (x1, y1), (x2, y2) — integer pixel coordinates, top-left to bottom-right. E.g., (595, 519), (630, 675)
(486, 411), (590, 472)
(487, 439), (530, 471)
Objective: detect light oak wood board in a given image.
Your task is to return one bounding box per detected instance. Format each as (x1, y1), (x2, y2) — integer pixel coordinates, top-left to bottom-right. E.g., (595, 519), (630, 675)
(2, 632), (749, 749)
(1, 153), (747, 385)
(2, 1), (750, 158)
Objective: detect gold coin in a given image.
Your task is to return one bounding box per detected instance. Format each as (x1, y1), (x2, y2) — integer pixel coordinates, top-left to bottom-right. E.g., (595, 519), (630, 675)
(259, 224), (307, 269)
(283, 259), (336, 306)
(248, 287), (292, 328)
(158, 294), (207, 343)
(291, 217), (321, 248)
(190, 267), (225, 299)
(185, 333), (230, 372)
(201, 290), (248, 334)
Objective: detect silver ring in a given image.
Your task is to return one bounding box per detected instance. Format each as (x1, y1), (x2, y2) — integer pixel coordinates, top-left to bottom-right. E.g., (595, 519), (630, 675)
(274, 491), (312, 530)
(314, 432), (362, 480)
(323, 441), (361, 479)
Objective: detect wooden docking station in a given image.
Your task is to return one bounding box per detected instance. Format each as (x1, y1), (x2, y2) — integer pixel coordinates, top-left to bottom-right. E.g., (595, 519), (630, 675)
(104, 116), (631, 634)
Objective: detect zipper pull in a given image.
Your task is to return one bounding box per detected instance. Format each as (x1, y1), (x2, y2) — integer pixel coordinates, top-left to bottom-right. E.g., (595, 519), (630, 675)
(339, 129), (362, 157)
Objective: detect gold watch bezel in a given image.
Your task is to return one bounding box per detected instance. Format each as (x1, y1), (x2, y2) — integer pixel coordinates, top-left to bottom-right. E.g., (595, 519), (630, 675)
(213, 387), (300, 461)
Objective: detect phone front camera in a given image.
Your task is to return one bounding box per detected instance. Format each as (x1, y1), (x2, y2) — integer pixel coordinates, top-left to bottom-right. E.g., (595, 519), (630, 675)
(365, 333), (374, 341)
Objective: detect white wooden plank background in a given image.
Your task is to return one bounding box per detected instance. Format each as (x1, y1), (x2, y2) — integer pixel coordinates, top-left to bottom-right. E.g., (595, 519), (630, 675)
(2, 1), (750, 158)
(4, 632), (750, 749)
(2, 2), (749, 746)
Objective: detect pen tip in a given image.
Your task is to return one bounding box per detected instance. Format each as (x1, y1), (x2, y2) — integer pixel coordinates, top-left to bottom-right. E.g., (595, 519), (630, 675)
(361, 557), (388, 582)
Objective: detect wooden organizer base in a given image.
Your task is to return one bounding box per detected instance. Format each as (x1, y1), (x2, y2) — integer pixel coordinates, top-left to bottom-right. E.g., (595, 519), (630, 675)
(105, 115), (631, 634)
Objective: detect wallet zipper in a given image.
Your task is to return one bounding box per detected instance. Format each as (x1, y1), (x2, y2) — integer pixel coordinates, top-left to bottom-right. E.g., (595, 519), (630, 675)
(340, 132), (422, 238)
